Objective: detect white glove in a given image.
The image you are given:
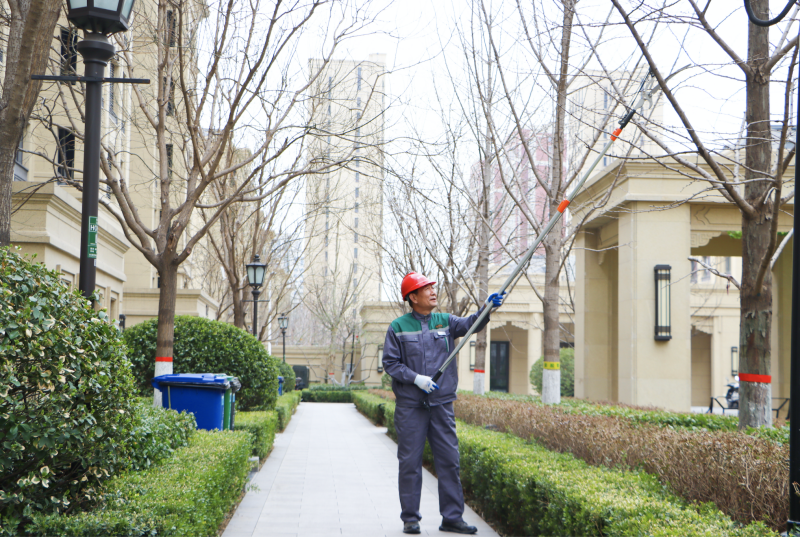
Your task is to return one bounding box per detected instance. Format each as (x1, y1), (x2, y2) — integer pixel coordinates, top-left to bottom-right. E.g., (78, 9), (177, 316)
(414, 374), (439, 394)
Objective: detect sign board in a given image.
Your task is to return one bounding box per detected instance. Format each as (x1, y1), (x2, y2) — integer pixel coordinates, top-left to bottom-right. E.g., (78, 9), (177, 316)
(87, 216), (98, 259)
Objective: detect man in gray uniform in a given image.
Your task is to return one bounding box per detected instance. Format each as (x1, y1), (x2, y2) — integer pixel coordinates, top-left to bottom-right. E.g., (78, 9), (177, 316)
(382, 272), (504, 535)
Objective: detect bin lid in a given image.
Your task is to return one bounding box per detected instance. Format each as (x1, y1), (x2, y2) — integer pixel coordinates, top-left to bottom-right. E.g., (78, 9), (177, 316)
(151, 373), (230, 391)
(228, 376), (242, 393)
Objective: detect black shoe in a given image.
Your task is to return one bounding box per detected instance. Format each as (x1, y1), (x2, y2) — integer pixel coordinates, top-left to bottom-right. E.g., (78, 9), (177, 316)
(404, 521), (421, 534)
(439, 520), (477, 534)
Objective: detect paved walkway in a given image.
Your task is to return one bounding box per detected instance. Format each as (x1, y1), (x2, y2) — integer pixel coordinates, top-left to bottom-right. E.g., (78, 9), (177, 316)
(222, 402), (499, 537)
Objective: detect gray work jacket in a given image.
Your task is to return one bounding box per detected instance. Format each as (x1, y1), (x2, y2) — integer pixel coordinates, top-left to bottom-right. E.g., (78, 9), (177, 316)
(382, 308), (490, 408)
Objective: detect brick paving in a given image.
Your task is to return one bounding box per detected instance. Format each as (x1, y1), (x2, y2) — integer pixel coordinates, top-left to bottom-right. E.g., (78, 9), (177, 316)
(222, 402), (499, 537)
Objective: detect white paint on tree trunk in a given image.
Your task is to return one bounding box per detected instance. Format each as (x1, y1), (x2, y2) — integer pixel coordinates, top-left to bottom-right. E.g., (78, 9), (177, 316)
(153, 360), (173, 407)
(542, 369), (560, 405)
(473, 372), (485, 395)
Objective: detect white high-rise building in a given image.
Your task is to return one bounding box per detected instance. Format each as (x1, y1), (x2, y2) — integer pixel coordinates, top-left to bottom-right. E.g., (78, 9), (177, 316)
(305, 55), (386, 330)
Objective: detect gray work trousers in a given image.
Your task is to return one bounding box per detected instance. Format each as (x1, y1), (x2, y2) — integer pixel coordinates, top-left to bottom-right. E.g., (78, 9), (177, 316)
(394, 402), (465, 524)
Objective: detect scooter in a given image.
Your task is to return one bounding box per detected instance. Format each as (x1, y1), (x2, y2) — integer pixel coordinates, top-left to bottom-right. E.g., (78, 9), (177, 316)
(725, 377), (739, 409)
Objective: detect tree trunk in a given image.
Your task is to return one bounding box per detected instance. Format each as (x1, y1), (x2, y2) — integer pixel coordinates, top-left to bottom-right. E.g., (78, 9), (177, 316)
(153, 260), (179, 406)
(474, 65), (493, 395)
(0, 0), (61, 246)
(738, 0), (773, 429)
(541, 0), (574, 405)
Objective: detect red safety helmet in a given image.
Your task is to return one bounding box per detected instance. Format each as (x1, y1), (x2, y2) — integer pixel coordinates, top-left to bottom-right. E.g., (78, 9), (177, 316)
(401, 272), (436, 302)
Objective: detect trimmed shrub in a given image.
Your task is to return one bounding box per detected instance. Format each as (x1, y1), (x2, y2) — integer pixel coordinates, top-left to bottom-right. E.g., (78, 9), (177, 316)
(353, 392), (772, 537)
(0, 248), (138, 534)
(456, 422), (774, 537)
(529, 347), (574, 396)
(123, 316), (280, 410)
(301, 384), (366, 403)
(352, 391), (386, 425)
(278, 361), (296, 393)
(27, 430), (253, 537)
(234, 411), (278, 460)
(124, 399), (196, 471)
(276, 391), (302, 431)
(455, 393), (787, 531)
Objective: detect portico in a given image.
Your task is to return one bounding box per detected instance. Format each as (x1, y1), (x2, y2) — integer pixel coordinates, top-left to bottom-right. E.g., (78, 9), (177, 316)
(573, 156), (794, 411)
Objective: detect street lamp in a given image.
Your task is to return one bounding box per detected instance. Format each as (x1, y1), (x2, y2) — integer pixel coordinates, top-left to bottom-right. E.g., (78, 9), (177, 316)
(245, 255), (267, 337)
(278, 313), (288, 363)
(377, 344), (384, 373)
(64, 0), (137, 300)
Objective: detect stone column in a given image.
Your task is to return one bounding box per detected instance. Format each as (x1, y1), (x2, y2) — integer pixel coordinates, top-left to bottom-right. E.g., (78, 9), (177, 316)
(617, 201), (691, 411)
(575, 227), (615, 400)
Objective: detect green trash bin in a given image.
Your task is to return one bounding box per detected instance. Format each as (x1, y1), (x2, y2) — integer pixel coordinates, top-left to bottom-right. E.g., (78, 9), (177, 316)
(222, 376), (241, 430)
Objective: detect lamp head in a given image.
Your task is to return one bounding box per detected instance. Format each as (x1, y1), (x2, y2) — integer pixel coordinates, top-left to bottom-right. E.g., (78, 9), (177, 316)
(66, 0), (136, 35)
(278, 314), (288, 330)
(246, 254), (267, 289)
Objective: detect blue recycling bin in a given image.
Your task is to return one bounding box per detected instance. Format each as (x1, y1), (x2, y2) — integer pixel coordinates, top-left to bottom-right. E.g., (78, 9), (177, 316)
(278, 376), (284, 396)
(152, 373), (230, 430)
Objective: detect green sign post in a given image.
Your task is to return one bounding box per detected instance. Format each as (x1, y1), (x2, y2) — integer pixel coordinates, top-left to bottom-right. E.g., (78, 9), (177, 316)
(87, 216), (98, 259)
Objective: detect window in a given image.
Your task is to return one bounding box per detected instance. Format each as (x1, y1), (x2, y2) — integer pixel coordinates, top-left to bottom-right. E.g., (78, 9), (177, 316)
(166, 143), (174, 178)
(56, 127), (75, 181)
(353, 263), (358, 274)
(357, 97), (361, 108)
(105, 151), (113, 198)
(324, 234), (328, 246)
(59, 28), (78, 80)
(354, 232), (358, 243)
(354, 217), (358, 228)
(165, 76), (175, 115)
(353, 278), (357, 288)
(603, 90), (608, 110)
(355, 187), (359, 198)
(14, 137), (27, 182)
(354, 247), (358, 258)
(355, 157), (360, 168)
(690, 259), (698, 284)
(323, 267), (328, 277)
(357, 67), (362, 90)
(166, 10), (177, 47)
(109, 64), (117, 121)
(702, 256), (711, 282)
(325, 251), (328, 262)
(355, 172), (359, 183)
(725, 257), (732, 275)
(355, 202), (359, 213)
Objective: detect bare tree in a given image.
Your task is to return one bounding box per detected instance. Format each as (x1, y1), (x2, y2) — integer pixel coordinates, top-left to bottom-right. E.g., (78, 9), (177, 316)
(30, 0), (376, 403)
(611, 0), (798, 428)
(0, 0), (61, 246)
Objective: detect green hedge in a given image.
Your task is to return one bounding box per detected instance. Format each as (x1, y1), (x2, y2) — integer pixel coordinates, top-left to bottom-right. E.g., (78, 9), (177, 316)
(354, 393), (771, 537)
(0, 248), (139, 534)
(278, 361), (296, 393)
(457, 422), (773, 537)
(123, 316), (280, 410)
(27, 430), (253, 537)
(234, 411), (277, 460)
(301, 385), (366, 403)
(352, 391), (387, 426)
(276, 391), (302, 431)
(124, 399), (196, 471)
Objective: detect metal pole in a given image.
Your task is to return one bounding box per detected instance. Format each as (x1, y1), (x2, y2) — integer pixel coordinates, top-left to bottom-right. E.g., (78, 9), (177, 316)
(252, 288), (260, 337)
(282, 328), (286, 363)
(788, 72), (800, 533)
(77, 33), (114, 300)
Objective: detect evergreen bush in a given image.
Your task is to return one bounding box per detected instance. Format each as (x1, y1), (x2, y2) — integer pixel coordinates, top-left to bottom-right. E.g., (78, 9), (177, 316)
(275, 391), (302, 430)
(278, 361), (296, 392)
(123, 316), (280, 410)
(0, 248), (137, 534)
(124, 399), (196, 471)
(234, 411), (278, 460)
(529, 347), (574, 396)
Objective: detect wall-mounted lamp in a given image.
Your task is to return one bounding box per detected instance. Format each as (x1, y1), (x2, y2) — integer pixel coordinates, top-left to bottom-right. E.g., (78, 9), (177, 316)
(469, 341), (476, 371)
(654, 265), (672, 341)
(377, 344), (384, 373)
(731, 346), (738, 377)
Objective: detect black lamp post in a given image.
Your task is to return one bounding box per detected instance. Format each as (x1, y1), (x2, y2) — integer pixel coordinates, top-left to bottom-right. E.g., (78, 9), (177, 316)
(245, 255), (267, 337)
(278, 313), (288, 362)
(64, 0), (136, 300)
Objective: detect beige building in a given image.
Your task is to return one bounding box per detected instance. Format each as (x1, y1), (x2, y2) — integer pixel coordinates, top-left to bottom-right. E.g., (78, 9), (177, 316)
(305, 55), (386, 310)
(572, 155), (793, 412)
(10, 3), (219, 326)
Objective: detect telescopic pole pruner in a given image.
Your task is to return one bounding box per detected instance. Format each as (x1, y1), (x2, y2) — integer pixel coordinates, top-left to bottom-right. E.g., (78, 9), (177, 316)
(429, 69), (658, 386)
